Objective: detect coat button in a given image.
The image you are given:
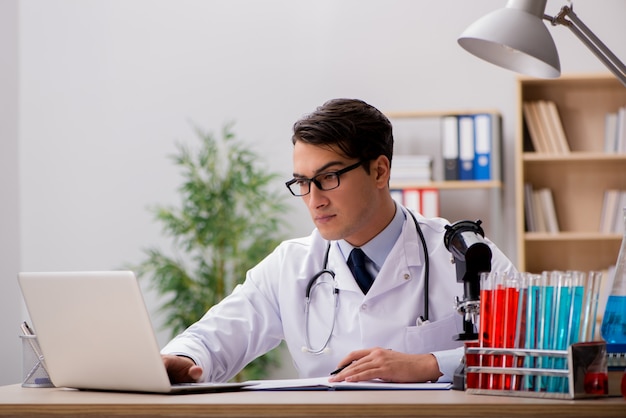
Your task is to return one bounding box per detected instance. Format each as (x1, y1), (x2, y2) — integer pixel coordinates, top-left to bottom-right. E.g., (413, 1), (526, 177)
(404, 273), (410, 280)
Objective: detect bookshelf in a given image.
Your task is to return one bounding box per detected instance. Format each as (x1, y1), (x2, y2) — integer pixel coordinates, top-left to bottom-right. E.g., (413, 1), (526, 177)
(385, 110), (504, 244)
(515, 73), (626, 273)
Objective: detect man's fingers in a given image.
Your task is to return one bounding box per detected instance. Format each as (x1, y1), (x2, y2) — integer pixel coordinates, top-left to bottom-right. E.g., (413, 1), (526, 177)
(188, 365), (203, 381)
(162, 354), (202, 383)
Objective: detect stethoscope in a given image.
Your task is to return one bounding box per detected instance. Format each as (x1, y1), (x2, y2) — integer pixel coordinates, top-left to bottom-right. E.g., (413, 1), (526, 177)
(302, 210), (429, 355)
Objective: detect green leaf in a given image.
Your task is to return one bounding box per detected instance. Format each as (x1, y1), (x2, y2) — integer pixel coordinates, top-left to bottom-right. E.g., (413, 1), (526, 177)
(130, 122), (289, 380)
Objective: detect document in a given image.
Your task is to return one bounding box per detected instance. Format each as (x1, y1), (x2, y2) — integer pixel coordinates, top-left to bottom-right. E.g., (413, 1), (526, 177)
(243, 377), (451, 391)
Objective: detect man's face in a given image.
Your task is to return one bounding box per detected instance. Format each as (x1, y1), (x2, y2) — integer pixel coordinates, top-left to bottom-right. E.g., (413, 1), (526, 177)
(292, 141), (388, 247)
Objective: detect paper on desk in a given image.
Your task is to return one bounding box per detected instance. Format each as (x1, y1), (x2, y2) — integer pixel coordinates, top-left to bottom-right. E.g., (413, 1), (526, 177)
(243, 377), (451, 391)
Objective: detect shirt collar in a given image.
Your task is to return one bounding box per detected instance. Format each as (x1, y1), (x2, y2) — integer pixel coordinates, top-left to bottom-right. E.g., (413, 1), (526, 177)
(338, 202), (405, 271)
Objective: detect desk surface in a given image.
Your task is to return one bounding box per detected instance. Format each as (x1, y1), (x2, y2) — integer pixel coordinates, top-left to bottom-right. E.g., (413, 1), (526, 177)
(0, 384), (624, 418)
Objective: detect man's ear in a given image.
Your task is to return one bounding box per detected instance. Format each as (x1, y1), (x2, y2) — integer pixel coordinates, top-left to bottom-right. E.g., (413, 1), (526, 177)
(374, 155), (391, 186)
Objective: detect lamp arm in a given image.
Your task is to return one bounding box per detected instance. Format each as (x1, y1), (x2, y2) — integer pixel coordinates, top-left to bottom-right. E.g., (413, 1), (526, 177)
(544, 5), (626, 88)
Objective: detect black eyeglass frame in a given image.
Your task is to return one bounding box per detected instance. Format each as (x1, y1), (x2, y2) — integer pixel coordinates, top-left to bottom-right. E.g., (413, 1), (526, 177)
(285, 160), (365, 197)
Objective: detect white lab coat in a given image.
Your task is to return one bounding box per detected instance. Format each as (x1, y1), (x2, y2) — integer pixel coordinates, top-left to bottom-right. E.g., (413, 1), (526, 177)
(162, 207), (517, 382)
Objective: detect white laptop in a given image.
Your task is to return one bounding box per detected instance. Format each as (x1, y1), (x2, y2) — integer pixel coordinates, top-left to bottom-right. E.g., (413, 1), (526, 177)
(18, 270), (252, 394)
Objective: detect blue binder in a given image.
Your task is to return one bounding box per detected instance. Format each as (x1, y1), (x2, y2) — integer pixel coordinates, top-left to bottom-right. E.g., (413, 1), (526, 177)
(473, 113), (492, 180)
(458, 115), (475, 180)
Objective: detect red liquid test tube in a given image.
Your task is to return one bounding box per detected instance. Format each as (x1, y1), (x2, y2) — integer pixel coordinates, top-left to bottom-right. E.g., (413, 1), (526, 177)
(502, 274), (520, 390)
(479, 272), (494, 390)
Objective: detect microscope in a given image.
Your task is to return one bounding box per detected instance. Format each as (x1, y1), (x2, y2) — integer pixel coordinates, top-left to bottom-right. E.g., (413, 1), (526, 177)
(443, 219), (492, 390)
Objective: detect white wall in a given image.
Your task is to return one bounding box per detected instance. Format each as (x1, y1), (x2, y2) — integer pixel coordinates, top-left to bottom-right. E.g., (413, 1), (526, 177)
(1, 0), (624, 384)
(0, 0), (21, 385)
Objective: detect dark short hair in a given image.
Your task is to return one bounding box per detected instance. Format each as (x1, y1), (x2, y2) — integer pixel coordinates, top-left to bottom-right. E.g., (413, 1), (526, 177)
(292, 99), (394, 171)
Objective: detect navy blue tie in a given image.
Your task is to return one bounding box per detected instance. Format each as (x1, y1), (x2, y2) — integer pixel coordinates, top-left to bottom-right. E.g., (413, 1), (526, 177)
(348, 248), (374, 294)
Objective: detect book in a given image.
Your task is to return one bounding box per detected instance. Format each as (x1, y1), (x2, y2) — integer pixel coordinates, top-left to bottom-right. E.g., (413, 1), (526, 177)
(421, 188), (439, 218)
(532, 189), (547, 233)
(402, 188), (421, 214)
(541, 100), (570, 154)
(599, 189), (626, 233)
(604, 112), (618, 153)
(613, 191), (626, 234)
(523, 101), (549, 153)
(458, 115), (475, 180)
(524, 183), (536, 232)
(600, 189), (620, 233)
(401, 188), (439, 217)
(617, 106), (626, 153)
(242, 376), (452, 391)
(535, 101), (558, 153)
(441, 115), (459, 180)
(390, 188), (404, 206)
(538, 188), (559, 233)
(390, 155), (432, 183)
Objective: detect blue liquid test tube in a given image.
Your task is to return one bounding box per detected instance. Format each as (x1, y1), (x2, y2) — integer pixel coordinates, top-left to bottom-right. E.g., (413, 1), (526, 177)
(567, 271), (585, 346)
(523, 273), (542, 391)
(548, 271), (573, 393)
(537, 271), (557, 392)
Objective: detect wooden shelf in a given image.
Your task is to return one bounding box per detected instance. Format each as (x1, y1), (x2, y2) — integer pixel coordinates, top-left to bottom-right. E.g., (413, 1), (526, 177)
(515, 73), (626, 273)
(385, 109), (501, 119)
(524, 232), (623, 241)
(523, 152), (626, 162)
(386, 110), (504, 245)
(390, 180), (502, 190)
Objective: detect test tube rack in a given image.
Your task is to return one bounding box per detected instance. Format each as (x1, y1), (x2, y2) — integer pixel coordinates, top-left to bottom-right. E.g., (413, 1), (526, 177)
(465, 341), (608, 399)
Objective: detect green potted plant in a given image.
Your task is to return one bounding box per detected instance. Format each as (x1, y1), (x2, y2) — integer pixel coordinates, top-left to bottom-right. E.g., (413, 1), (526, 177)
(133, 122), (289, 381)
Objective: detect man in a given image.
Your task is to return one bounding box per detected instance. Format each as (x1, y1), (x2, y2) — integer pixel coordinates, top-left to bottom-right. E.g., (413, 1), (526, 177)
(161, 98), (516, 384)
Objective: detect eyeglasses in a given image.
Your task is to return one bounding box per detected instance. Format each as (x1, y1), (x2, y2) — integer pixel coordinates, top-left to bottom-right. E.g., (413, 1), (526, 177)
(285, 161), (364, 197)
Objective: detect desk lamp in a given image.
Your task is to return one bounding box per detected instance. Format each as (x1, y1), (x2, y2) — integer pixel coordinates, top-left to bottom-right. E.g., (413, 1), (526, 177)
(457, 0), (626, 87)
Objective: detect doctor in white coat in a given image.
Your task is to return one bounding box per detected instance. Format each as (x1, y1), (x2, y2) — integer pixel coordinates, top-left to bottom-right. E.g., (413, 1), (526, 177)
(161, 98), (517, 384)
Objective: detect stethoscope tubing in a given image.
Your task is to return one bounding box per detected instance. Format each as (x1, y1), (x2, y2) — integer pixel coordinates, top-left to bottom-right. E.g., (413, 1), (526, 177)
(302, 210), (429, 355)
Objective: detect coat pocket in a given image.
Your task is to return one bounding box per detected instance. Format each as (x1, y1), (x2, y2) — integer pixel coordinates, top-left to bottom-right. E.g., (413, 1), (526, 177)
(404, 313), (464, 353)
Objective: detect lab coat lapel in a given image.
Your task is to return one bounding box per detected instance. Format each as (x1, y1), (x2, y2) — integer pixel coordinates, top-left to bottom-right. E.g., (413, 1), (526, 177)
(327, 243), (362, 294)
(365, 212), (426, 298)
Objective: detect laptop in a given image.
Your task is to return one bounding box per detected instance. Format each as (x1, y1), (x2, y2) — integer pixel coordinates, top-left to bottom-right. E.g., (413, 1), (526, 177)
(18, 270), (253, 394)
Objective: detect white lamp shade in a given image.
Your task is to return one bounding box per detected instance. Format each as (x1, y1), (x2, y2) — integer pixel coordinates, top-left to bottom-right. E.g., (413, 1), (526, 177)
(458, 5), (561, 79)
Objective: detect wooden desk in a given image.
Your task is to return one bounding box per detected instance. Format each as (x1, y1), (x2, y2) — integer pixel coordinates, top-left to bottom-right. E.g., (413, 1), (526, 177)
(0, 384), (624, 417)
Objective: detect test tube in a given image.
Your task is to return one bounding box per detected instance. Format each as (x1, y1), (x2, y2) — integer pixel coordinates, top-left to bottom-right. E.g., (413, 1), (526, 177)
(502, 273), (520, 390)
(548, 271), (573, 393)
(567, 270), (585, 346)
(579, 271), (602, 342)
(523, 273), (542, 391)
(479, 271), (494, 389)
(537, 271), (558, 392)
(489, 272), (507, 390)
(464, 340), (480, 389)
(511, 272), (529, 391)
